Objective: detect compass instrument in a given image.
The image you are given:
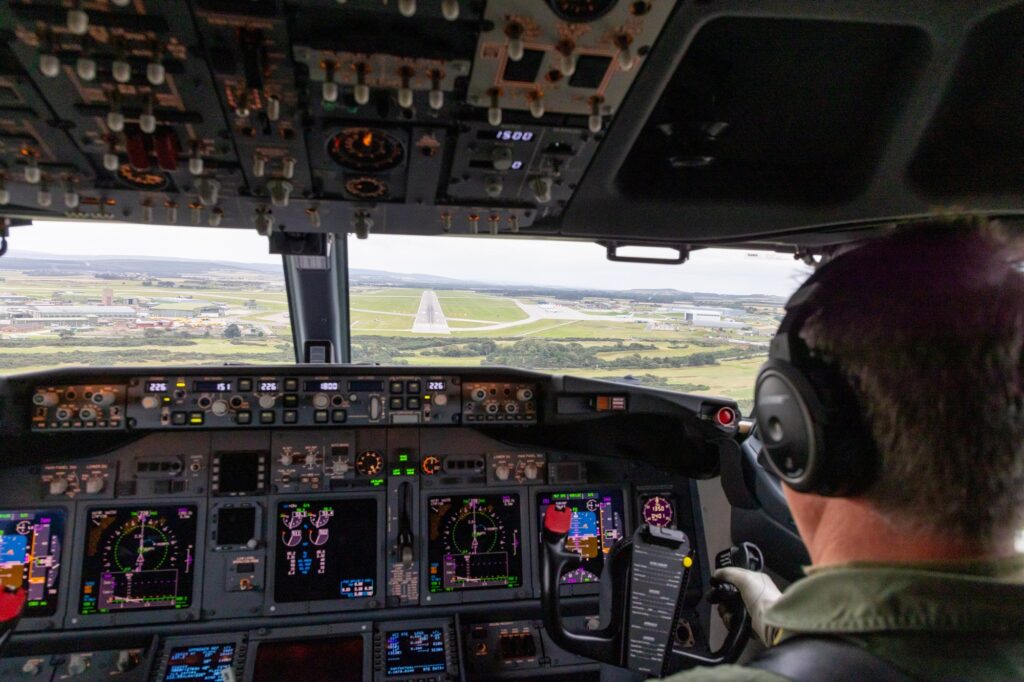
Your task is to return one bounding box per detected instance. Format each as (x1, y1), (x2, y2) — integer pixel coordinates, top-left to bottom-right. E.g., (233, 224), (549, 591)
(79, 506), (198, 614)
(328, 128), (404, 172)
(427, 495), (523, 593)
(355, 450), (384, 477)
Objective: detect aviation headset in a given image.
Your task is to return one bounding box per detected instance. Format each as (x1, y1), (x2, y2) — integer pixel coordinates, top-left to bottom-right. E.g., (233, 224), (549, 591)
(753, 255), (879, 497)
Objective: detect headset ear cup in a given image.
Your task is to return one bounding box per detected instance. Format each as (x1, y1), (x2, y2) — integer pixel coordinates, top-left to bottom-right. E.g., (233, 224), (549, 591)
(754, 359), (828, 493)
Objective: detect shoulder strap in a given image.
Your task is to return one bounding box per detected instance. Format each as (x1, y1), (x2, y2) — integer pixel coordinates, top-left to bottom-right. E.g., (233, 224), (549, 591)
(747, 636), (915, 682)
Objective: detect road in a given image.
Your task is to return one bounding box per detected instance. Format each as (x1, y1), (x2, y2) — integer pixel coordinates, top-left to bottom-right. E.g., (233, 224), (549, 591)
(411, 290), (451, 334)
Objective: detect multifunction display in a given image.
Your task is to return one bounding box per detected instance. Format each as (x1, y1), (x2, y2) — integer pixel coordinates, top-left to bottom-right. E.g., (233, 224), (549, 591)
(0, 509), (64, 617)
(537, 490), (626, 584)
(79, 506), (198, 614)
(273, 498), (377, 603)
(163, 643), (236, 681)
(384, 628), (447, 676)
(253, 636), (364, 682)
(427, 495), (523, 593)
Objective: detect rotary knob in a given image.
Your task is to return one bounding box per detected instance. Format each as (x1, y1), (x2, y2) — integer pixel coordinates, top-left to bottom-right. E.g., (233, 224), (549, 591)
(141, 396), (159, 409)
(279, 452), (294, 466)
(66, 654), (89, 676)
(304, 453), (319, 467)
(524, 463), (540, 480)
(84, 477), (104, 494)
(211, 400), (229, 417)
(259, 395), (276, 410)
(33, 392), (59, 407)
(313, 393), (330, 409)
(495, 464), (511, 481)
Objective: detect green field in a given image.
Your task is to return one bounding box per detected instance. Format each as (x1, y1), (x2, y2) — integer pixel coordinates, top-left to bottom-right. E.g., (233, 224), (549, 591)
(1, 275), (771, 411)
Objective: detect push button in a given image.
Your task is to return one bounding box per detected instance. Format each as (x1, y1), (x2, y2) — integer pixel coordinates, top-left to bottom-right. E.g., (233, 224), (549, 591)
(390, 381), (404, 394)
(407, 381), (421, 394)
(284, 378), (299, 392)
(237, 410), (252, 425)
(260, 411), (276, 424)
(172, 411), (187, 425)
(332, 409), (347, 423)
(189, 412), (204, 425)
(283, 410), (298, 424)
(314, 410), (329, 424)
(283, 394), (299, 408)
(406, 397), (421, 410)
(390, 397), (404, 410)
(238, 378), (253, 392)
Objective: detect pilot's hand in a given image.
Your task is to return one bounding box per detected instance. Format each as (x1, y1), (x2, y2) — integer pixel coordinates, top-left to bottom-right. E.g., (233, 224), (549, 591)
(713, 567), (782, 647)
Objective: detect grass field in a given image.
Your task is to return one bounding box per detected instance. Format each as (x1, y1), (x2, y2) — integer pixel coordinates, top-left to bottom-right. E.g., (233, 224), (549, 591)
(1, 275), (771, 411)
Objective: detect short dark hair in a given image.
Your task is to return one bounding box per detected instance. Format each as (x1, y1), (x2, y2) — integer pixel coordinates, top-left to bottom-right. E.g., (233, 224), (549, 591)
(800, 220), (1024, 544)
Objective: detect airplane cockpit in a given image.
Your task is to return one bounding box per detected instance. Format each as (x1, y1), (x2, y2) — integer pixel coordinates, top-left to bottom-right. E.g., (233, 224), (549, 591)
(0, 1), (1021, 680)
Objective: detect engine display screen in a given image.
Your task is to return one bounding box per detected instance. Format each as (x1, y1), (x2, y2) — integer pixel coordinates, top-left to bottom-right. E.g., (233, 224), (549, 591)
(79, 506), (198, 614)
(215, 507), (256, 548)
(0, 509), (64, 617)
(253, 637), (363, 682)
(537, 490), (626, 585)
(163, 643), (236, 681)
(273, 499), (377, 603)
(427, 494), (522, 593)
(384, 628), (446, 676)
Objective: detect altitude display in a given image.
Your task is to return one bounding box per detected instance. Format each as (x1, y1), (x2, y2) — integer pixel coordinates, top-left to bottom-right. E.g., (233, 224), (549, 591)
(427, 495), (522, 593)
(0, 509), (64, 617)
(273, 498), (377, 603)
(79, 506), (197, 615)
(385, 628), (446, 676)
(537, 490), (626, 585)
(163, 643), (235, 681)
(641, 495), (675, 528)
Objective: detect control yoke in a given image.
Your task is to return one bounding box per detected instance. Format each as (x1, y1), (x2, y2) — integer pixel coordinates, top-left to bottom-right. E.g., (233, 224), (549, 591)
(0, 585), (26, 657)
(540, 505), (752, 676)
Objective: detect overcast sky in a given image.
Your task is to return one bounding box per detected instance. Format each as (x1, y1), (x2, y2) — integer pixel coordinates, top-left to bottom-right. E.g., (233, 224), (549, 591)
(2, 221), (812, 297)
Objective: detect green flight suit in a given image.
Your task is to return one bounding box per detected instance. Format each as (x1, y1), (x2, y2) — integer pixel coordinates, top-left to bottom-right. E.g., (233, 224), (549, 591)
(661, 555), (1024, 681)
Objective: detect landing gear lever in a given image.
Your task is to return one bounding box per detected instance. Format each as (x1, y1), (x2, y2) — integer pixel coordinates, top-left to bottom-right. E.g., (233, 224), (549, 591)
(541, 505), (752, 677)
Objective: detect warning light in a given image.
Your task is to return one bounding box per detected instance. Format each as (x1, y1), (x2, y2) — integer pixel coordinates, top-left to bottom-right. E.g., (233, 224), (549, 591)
(683, 556), (693, 569)
(362, 131), (373, 147)
(714, 406), (737, 427)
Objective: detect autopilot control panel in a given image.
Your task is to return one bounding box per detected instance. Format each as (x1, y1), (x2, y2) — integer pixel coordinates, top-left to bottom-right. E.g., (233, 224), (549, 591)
(0, 366), (739, 680)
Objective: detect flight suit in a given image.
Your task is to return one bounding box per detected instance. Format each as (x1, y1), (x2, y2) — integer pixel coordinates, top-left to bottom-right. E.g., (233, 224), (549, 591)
(662, 555), (1024, 681)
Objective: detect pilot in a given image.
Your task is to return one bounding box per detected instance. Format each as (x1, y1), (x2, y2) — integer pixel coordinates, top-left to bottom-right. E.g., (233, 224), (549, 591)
(666, 221), (1024, 680)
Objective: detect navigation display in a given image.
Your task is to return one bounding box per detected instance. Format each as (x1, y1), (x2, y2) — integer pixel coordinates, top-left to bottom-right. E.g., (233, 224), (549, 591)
(253, 637), (363, 682)
(384, 628), (446, 676)
(427, 494), (522, 593)
(0, 509), (64, 617)
(537, 490), (626, 585)
(273, 499), (377, 603)
(79, 506), (198, 614)
(163, 643), (236, 681)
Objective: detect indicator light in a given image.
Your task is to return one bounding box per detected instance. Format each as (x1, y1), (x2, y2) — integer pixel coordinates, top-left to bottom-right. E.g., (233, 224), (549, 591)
(714, 406), (737, 427)
(683, 556), (694, 569)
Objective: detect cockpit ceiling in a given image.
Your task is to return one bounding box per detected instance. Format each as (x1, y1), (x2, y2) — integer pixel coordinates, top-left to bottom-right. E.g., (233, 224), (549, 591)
(0, 1), (1021, 251)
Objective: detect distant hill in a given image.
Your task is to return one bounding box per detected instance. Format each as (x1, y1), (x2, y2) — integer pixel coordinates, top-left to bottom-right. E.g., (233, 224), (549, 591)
(0, 252), (787, 302)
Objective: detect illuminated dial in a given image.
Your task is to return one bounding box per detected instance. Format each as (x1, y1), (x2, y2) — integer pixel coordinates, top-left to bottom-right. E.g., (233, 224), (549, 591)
(355, 450), (383, 476)
(642, 496), (674, 528)
(344, 175), (389, 199)
(545, 0), (617, 22)
(117, 164), (169, 190)
(328, 128), (404, 171)
(422, 455), (442, 475)
(444, 500), (505, 556)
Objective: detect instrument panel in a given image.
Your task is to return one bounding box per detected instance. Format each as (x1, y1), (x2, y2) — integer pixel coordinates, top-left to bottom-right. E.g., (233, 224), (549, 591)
(0, 0), (680, 238)
(0, 366), (739, 680)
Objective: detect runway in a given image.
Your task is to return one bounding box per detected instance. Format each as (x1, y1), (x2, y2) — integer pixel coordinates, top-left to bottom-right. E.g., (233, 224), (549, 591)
(411, 290), (451, 334)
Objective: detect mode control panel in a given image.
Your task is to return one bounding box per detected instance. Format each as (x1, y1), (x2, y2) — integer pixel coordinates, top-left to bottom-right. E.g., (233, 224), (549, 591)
(122, 375), (468, 430)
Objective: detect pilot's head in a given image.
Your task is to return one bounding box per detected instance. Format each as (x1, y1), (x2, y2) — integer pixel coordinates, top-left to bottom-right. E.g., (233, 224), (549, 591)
(757, 220), (1024, 560)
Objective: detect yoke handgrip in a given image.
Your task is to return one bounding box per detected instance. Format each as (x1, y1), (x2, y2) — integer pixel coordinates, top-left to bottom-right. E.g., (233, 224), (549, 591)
(540, 505), (621, 665)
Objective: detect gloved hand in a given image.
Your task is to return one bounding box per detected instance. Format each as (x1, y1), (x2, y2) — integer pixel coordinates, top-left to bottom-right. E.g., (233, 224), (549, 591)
(713, 567), (782, 647)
